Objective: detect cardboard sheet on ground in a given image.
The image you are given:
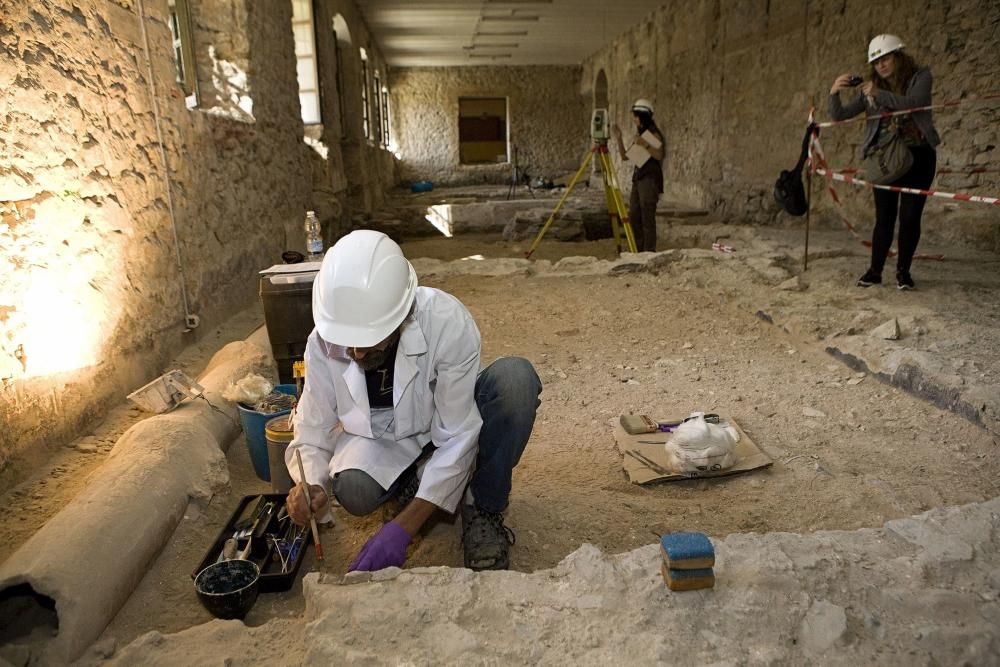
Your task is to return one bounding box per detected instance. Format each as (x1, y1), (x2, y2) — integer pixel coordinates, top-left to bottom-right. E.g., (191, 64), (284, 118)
(613, 414), (773, 484)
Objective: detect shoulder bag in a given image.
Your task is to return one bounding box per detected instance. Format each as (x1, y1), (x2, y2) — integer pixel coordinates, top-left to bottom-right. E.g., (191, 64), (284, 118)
(863, 117), (914, 185)
(773, 123), (817, 217)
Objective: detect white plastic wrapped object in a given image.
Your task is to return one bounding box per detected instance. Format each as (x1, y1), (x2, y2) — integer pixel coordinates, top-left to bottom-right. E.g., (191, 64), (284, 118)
(664, 411), (740, 473)
(221, 373), (274, 405)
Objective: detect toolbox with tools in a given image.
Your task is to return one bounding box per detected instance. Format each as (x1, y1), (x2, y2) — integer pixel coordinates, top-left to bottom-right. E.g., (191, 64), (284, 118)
(191, 493), (312, 592)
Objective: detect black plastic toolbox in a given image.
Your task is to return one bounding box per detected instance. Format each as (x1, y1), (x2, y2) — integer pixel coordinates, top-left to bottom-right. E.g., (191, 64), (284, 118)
(191, 493), (312, 592)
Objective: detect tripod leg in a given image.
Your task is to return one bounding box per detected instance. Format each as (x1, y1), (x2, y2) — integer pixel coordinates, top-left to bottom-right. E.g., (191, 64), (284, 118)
(599, 162), (622, 254)
(605, 156), (637, 252)
(621, 215), (638, 253)
(525, 150), (594, 258)
(600, 151), (637, 253)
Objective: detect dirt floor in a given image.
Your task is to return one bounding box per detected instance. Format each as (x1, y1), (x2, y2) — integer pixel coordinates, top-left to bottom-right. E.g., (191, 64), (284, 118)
(1, 188), (999, 661)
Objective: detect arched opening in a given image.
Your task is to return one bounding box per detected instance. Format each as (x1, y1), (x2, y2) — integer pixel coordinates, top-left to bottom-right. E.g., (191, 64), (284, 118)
(332, 14), (353, 138)
(594, 69), (609, 110)
(332, 14), (352, 46)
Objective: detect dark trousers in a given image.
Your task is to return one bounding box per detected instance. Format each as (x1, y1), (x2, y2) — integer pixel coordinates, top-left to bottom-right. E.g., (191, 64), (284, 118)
(331, 357), (542, 516)
(628, 177), (660, 252)
(470, 357), (542, 512)
(869, 145), (937, 275)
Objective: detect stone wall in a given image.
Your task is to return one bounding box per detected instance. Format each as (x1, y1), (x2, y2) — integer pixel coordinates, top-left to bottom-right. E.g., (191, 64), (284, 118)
(312, 1), (400, 234)
(583, 0), (1000, 251)
(0, 0), (313, 468)
(390, 66), (591, 187)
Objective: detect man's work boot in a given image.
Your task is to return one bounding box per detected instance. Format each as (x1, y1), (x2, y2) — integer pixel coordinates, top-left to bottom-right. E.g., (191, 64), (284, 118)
(393, 470), (420, 507)
(461, 504), (515, 571)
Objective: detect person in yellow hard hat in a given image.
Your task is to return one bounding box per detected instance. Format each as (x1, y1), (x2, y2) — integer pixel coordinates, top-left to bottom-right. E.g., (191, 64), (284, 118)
(285, 230), (542, 572)
(611, 98), (666, 252)
(829, 34), (940, 291)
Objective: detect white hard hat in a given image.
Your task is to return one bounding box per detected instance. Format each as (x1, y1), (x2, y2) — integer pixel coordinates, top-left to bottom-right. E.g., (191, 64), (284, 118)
(868, 34), (905, 63)
(312, 230), (417, 347)
(631, 98), (654, 115)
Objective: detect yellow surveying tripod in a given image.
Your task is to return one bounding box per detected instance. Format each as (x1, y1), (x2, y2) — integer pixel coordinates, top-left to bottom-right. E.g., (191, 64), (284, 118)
(525, 110), (636, 258)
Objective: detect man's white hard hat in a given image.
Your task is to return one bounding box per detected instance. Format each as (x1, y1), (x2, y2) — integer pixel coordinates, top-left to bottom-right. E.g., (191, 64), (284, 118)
(631, 98), (654, 115)
(312, 229), (417, 347)
(868, 34), (905, 63)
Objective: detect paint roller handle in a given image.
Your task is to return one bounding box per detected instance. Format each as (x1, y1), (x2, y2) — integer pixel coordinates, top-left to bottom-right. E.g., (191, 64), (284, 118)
(222, 538), (238, 560)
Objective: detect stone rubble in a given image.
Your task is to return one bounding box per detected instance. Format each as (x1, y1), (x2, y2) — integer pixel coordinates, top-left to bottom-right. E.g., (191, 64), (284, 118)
(86, 498), (1000, 665)
(871, 318), (902, 341)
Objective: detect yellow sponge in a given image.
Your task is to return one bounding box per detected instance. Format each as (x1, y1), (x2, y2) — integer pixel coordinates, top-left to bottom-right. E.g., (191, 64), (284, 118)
(661, 561), (715, 591)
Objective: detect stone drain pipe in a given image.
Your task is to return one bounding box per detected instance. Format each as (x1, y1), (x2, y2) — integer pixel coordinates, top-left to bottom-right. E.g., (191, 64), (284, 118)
(0, 339), (272, 664)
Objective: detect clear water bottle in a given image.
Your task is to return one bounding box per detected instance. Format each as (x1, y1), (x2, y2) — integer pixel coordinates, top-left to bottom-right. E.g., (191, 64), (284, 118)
(304, 210), (323, 261)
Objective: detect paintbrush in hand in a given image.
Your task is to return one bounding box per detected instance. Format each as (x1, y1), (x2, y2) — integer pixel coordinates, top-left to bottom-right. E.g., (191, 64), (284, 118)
(293, 449), (324, 562)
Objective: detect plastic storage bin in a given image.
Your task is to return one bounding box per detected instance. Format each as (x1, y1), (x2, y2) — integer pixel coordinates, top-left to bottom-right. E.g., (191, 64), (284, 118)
(259, 266), (318, 385)
(236, 384), (296, 482)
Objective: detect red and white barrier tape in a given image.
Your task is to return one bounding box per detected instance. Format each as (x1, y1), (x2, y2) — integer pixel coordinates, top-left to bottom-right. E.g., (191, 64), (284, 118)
(807, 124), (867, 244)
(712, 242), (736, 253)
(806, 124), (946, 260)
(802, 91), (1000, 260)
(937, 167), (1000, 175)
(813, 164), (1000, 205)
(831, 166), (1000, 175)
(815, 91), (1000, 128)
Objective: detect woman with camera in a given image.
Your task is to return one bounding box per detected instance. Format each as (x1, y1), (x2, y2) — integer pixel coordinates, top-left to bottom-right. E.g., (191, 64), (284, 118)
(829, 34), (940, 290)
(612, 99), (666, 252)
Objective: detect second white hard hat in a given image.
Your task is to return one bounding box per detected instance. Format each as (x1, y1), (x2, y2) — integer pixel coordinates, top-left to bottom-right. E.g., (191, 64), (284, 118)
(312, 229), (417, 347)
(631, 98), (654, 115)
(868, 34), (905, 63)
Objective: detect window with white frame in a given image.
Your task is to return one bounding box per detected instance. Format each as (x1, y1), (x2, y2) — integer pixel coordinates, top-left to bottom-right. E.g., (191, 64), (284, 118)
(380, 84), (391, 148)
(291, 0), (321, 124)
(360, 48), (370, 139)
(168, 0), (198, 108)
(373, 71), (383, 145)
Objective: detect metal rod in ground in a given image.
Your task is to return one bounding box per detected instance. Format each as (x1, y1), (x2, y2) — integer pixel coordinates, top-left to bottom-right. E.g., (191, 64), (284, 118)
(293, 449), (324, 562)
(804, 125), (814, 273)
(805, 165), (812, 272)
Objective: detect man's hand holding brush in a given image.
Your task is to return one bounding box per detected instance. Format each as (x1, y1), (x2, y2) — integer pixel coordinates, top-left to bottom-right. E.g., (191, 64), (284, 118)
(290, 449), (325, 562)
(286, 483), (328, 526)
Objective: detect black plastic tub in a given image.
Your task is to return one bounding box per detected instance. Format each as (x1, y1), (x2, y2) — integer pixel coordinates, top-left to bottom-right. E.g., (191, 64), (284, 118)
(194, 559), (260, 619)
(191, 493), (312, 593)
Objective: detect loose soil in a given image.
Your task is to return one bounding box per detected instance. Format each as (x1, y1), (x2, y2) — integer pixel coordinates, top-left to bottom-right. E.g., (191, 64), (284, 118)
(2, 193), (998, 660)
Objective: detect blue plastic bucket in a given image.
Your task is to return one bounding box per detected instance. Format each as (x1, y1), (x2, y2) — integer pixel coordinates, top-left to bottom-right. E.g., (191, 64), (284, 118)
(236, 384), (296, 482)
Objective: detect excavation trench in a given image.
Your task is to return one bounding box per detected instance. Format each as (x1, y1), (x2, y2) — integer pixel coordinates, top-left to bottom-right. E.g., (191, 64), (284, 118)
(1, 221), (998, 662)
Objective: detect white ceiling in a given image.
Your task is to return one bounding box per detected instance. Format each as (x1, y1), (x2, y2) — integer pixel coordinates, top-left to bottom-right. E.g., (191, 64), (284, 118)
(356, 1), (667, 67)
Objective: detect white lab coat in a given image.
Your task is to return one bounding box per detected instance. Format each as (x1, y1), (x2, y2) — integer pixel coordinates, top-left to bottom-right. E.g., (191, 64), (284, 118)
(286, 287), (482, 513)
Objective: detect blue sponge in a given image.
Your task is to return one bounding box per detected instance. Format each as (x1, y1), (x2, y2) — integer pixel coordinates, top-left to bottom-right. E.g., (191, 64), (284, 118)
(660, 531), (715, 569)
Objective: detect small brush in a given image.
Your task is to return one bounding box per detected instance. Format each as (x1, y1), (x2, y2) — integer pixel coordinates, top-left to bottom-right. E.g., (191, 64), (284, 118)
(293, 449), (324, 562)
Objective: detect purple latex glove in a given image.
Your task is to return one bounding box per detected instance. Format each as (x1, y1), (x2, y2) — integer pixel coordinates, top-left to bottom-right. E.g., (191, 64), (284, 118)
(348, 521), (412, 572)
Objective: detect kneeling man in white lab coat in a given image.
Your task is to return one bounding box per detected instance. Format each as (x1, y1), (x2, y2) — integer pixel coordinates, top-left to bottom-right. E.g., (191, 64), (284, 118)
(285, 230), (541, 571)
